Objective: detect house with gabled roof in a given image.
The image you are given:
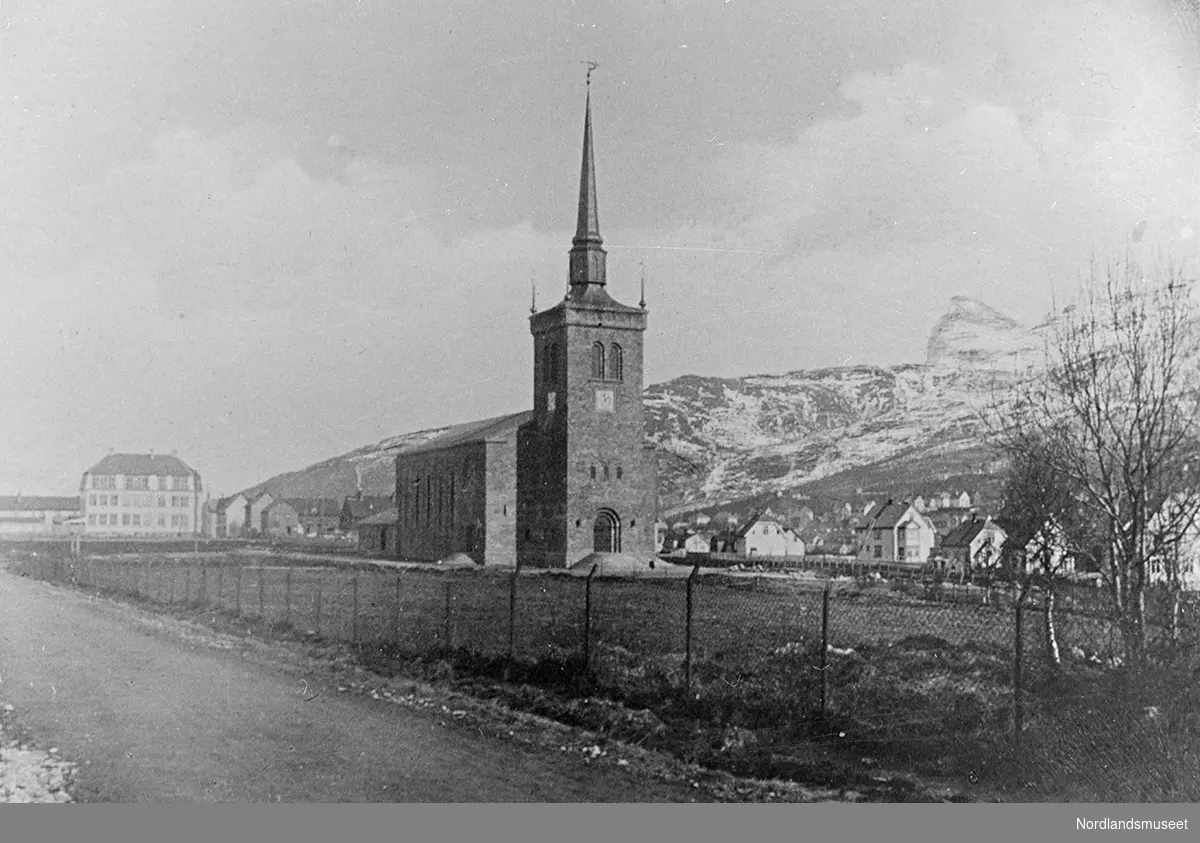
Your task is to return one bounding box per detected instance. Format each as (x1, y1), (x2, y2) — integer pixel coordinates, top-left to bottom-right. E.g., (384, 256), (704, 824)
(683, 531), (716, 555)
(340, 492), (395, 534)
(1142, 497), (1200, 591)
(855, 499), (936, 564)
(243, 491), (275, 536)
(933, 514), (1006, 578)
(215, 493), (248, 538)
(993, 516), (1077, 580)
(287, 498), (342, 536)
(733, 509), (806, 558)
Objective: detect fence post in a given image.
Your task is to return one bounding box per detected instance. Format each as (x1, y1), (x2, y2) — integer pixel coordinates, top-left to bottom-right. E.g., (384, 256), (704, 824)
(583, 564), (598, 672)
(184, 563), (191, 607)
(314, 571), (324, 638)
(285, 567), (292, 627)
(216, 565), (223, 611)
(352, 569), (360, 645)
(820, 580), (831, 717)
(1014, 592), (1024, 761)
(444, 578), (454, 651)
(201, 563), (208, 607)
(685, 562), (701, 690)
(236, 565), (242, 616)
(508, 568), (518, 659)
(258, 566), (265, 619)
(393, 576), (401, 646)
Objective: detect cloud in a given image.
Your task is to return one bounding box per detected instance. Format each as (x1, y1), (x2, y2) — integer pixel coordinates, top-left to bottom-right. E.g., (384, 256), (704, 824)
(615, 1), (1200, 379)
(0, 123), (560, 493)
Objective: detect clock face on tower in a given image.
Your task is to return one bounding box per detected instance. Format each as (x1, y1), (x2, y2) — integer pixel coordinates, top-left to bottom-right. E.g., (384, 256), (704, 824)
(595, 389), (614, 413)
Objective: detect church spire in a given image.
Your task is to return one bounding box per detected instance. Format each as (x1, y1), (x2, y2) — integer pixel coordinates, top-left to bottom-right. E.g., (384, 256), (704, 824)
(574, 86), (602, 247)
(569, 64), (606, 290)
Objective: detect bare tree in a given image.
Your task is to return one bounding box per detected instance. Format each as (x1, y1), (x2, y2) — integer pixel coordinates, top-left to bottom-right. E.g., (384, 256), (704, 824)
(994, 255), (1200, 666)
(995, 429), (1091, 667)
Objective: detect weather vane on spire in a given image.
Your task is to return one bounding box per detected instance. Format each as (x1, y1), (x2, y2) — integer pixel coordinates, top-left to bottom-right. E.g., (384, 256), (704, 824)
(639, 261), (647, 309)
(583, 60), (599, 86)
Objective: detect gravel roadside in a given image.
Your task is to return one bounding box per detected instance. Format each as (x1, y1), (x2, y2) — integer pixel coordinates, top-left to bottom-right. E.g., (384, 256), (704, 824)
(0, 704), (76, 802)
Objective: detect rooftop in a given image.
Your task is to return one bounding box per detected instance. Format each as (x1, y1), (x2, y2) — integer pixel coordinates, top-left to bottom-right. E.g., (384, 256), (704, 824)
(0, 496), (80, 512)
(938, 517), (995, 548)
(343, 495), (394, 521)
(400, 411), (533, 458)
(281, 498), (341, 517)
(862, 500), (920, 530)
(85, 453), (197, 477)
(357, 509), (399, 526)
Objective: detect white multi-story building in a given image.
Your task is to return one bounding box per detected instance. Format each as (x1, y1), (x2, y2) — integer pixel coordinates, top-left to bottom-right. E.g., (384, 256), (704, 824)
(80, 452), (202, 536)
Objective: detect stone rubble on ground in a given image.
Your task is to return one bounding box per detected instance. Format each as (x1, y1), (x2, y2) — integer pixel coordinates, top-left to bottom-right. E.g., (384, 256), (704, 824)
(0, 707), (76, 803)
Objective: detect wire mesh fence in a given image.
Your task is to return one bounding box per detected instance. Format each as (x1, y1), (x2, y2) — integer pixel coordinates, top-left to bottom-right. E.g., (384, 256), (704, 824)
(8, 546), (1200, 800)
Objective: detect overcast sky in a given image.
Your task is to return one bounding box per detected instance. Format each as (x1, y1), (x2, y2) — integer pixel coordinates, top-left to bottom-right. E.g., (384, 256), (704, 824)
(2, 0), (1198, 497)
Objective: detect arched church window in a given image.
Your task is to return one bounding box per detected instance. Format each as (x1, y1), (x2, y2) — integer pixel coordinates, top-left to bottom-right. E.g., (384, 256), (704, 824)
(591, 342), (605, 379)
(609, 343), (623, 381)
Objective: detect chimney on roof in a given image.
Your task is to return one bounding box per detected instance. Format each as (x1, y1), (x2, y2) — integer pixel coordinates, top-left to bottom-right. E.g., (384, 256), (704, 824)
(149, 448), (155, 458)
(171, 449), (178, 457)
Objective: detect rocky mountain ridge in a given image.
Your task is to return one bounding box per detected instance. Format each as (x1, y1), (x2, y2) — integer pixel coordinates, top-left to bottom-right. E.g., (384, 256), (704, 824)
(242, 296), (1045, 515)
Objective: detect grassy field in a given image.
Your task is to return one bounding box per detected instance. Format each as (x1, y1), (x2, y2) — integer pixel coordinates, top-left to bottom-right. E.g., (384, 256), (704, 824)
(10, 546), (1199, 801)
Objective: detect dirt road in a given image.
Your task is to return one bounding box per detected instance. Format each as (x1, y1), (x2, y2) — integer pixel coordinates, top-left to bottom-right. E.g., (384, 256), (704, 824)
(0, 568), (698, 802)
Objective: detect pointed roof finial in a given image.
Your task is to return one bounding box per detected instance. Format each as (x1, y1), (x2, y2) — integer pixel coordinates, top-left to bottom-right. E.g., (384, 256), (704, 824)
(574, 62), (602, 248)
(639, 262), (647, 309)
(568, 63), (607, 291)
(530, 276), (537, 314)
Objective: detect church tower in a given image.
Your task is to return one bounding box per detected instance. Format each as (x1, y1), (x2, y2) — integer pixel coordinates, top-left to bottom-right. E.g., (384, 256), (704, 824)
(515, 84), (657, 568)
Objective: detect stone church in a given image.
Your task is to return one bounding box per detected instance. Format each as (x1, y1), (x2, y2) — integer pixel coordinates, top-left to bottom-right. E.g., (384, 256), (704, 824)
(391, 88), (657, 569)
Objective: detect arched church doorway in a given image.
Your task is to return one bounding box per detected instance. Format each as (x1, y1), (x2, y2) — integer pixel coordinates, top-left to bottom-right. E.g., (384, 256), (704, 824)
(593, 509), (621, 553)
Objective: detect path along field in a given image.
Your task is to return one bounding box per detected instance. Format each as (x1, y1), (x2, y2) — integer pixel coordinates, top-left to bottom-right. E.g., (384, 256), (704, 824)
(0, 565), (713, 802)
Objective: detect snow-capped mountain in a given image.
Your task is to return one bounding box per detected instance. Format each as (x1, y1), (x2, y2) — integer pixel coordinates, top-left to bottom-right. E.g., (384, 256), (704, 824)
(242, 297), (1043, 512)
(647, 296), (1042, 512)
